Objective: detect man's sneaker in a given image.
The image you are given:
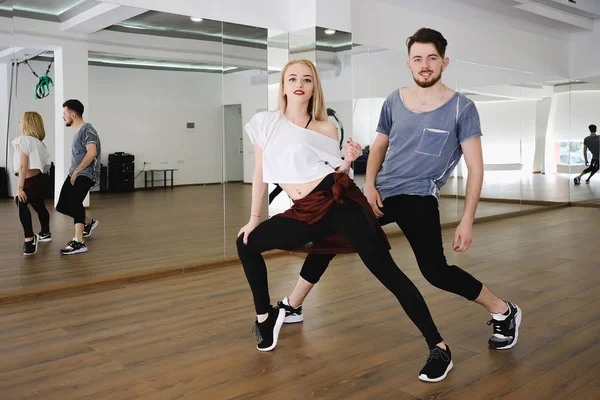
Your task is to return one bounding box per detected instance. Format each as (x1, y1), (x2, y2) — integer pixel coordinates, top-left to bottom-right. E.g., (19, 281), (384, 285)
(574, 177), (581, 185)
(419, 345), (453, 382)
(60, 239), (87, 255)
(277, 297), (304, 324)
(23, 234), (39, 256)
(488, 301), (522, 350)
(585, 179), (590, 184)
(83, 219), (99, 238)
(252, 306), (285, 352)
(38, 232), (52, 243)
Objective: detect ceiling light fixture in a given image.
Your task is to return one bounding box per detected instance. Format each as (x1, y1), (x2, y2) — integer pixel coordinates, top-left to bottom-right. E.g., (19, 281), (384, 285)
(324, 29), (336, 35)
(190, 17), (203, 22)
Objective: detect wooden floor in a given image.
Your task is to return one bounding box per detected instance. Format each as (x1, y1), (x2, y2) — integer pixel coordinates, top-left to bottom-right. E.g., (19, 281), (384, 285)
(0, 207), (598, 399)
(441, 172), (600, 204)
(0, 184), (547, 295)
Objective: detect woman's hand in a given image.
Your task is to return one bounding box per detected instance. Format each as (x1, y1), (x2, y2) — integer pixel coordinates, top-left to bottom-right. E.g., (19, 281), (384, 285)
(238, 216), (261, 245)
(14, 188), (27, 203)
(344, 138), (362, 163)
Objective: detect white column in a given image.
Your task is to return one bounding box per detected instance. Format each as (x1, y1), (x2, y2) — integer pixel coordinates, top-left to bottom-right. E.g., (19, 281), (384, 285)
(0, 62), (9, 170)
(54, 44), (89, 206)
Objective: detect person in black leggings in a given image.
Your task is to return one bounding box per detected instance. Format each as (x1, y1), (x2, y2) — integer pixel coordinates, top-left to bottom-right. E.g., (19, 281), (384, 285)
(13, 112), (52, 255)
(237, 59), (452, 382)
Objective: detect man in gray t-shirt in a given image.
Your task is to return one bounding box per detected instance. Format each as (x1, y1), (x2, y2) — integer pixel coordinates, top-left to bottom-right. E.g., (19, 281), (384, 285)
(278, 29), (523, 382)
(56, 99), (101, 255)
(574, 124), (599, 185)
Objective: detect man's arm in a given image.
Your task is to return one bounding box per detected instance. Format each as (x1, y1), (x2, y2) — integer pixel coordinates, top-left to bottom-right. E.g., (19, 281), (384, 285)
(460, 137), (483, 224)
(73, 143), (97, 175)
(583, 144), (589, 165)
(452, 136), (483, 252)
(365, 133), (389, 187)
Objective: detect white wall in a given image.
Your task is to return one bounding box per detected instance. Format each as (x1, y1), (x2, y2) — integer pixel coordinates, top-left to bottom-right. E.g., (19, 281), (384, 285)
(14, 60), (56, 162)
(476, 100), (537, 167)
(222, 70), (268, 183)
(351, 0), (571, 78)
(89, 66), (223, 187)
(570, 19), (600, 79)
(14, 62), (224, 190)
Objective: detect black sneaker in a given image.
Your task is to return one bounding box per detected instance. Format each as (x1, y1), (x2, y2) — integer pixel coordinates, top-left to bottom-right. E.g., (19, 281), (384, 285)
(488, 301), (522, 350)
(252, 306), (285, 352)
(418, 345), (453, 382)
(83, 219), (99, 238)
(60, 239), (88, 255)
(23, 234), (39, 256)
(38, 232), (52, 243)
(585, 179), (590, 184)
(277, 297), (304, 324)
(574, 177), (581, 185)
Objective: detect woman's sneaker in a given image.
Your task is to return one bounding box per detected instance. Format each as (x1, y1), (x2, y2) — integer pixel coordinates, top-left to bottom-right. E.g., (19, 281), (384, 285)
(60, 239), (87, 255)
(418, 345), (453, 382)
(23, 234), (39, 256)
(488, 301), (522, 350)
(277, 297), (304, 324)
(83, 219), (99, 238)
(252, 306), (285, 352)
(38, 232), (52, 243)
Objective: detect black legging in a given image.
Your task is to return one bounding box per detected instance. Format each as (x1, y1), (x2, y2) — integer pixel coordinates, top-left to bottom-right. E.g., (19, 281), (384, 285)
(299, 195), (484, 301)
(16, 173), (50, 239)
(582, 159), (599, 180)
(17, 199), (50, 239)
(56, 176), (94, 224)
(237, 197), (444, 349)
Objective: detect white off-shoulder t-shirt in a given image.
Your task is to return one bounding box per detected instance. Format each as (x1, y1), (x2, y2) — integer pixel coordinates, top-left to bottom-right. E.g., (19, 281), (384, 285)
(245, 111), (343, 184)
(12, 135), (52, 173)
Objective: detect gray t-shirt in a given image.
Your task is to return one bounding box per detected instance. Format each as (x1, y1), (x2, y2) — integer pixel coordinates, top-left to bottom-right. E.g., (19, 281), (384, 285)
(583, 134), (599, 160)
(69, 123), (101, 183)
(375, 90), (482, 199)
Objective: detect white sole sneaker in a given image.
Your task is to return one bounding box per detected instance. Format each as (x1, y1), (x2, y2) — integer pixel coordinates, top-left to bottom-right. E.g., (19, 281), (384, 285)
(283, 314), (304, 324)
(257, 308), (285, 352)
(83, 220), (99, 238)
(419, 360), (454, 383)
(496, 305), (522, 350)
(23, 234), (39, 256)
(38, 236), (52, 243)
(60, 247), (88, 255)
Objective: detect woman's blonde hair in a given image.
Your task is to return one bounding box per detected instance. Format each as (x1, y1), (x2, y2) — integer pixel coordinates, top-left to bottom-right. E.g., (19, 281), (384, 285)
(278, 59), (327, 121)
(21, 112), (46, 141)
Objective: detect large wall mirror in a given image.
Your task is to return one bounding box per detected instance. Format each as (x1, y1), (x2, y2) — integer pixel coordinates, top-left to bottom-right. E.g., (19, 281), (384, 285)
(1, 3), (594, 298)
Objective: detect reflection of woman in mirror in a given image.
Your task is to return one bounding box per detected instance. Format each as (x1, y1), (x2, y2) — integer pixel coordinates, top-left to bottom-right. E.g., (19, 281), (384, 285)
(237, 59), (450, 382)
(13, 112), (52, 256)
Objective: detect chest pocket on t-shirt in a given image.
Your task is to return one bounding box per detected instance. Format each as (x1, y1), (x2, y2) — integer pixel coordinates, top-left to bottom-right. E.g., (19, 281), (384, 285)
(415, 128), (450, 157)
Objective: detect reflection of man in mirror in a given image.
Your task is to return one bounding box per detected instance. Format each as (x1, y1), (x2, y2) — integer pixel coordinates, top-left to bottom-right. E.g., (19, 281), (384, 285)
(574, 124), (599, 185)
(278, 28), (522, 357)
(56, 99), (101, 255)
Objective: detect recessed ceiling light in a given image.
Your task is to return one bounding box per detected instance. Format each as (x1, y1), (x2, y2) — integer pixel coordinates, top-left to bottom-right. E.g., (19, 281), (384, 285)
(190, 17), (203, 22)
(324, 29), (336, 35)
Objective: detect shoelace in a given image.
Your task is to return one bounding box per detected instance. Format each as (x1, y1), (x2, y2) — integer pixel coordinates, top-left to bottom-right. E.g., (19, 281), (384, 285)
(487, 318), (510, 338)
(425, 347), (450, 364)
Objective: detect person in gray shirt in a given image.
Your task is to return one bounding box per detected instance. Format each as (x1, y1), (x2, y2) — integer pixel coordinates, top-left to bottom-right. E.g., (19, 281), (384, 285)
(276, 28), (523, 382)
(574, 124), (599, 185)
(56, 99), (101, 255)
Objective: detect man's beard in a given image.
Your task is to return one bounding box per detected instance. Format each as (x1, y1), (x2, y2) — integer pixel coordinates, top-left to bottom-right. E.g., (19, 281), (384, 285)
(65, 121), (72, 127)
(413, 70), (442, 88)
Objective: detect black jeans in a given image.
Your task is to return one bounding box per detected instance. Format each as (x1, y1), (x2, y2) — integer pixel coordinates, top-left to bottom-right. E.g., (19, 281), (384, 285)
(299, 195), (484, 301)
(56, 176), (95, 224)
(16, 173), (50, 238)
(237, 197), (444, 349)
